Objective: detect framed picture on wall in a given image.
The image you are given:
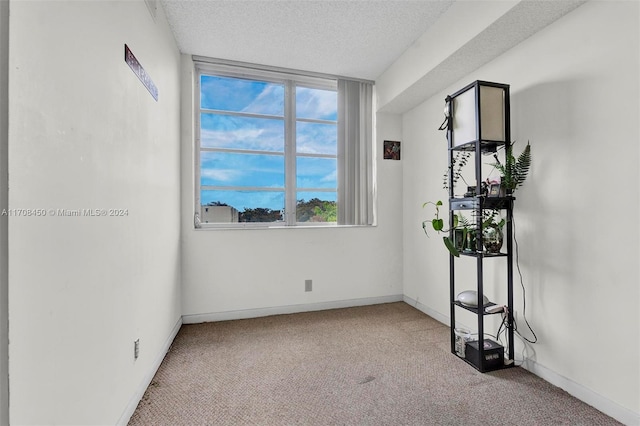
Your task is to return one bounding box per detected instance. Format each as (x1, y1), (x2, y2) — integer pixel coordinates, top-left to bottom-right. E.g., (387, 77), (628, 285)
(384, 140), (401, 160)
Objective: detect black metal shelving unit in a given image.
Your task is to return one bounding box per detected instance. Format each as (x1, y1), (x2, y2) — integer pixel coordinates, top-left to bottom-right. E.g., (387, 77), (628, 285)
(445, 80), (515, 373)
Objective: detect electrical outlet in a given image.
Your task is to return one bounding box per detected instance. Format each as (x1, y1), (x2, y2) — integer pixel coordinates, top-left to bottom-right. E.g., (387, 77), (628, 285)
(305, 279), (312, 292)
(134, 339), (140, 360)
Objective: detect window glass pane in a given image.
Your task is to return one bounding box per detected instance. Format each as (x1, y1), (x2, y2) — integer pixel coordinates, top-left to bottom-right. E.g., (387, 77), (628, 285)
(296, 157), (337, 189)
(201, 75), (284, 116)
(201, 152), (284, 188)
(201, 190), (284, 223)
(296, 192), (337, 223)
(201, 113), (284, 152)
(296, 121), (337, 155)
(296, 87), (337, 121)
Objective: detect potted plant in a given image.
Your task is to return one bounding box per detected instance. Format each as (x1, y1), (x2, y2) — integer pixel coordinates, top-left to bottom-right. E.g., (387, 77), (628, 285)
(480, 209), (505, 253)
(423, 141), (531, 256)
(443, 151), (471, 191)
(491, 141), (531, 194)
(422, 201), (475, 257)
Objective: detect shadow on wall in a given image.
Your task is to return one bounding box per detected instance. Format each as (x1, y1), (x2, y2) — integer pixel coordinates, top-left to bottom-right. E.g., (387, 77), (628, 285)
(508, 80), (580, 318)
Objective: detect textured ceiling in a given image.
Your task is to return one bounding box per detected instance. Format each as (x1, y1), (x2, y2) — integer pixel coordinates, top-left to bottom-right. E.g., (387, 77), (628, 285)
(160, 0), (454, 80)
(160, 0), (586, 112)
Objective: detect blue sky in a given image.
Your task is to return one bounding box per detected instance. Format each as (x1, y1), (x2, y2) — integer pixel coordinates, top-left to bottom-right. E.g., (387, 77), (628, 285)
(200, 75), (337, 211)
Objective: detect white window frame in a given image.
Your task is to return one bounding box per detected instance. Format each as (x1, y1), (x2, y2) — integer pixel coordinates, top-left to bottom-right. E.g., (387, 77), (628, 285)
(194, 61), (339, 228)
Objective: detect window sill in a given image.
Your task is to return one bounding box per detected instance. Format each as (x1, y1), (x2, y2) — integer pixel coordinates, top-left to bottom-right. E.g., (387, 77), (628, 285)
(194, 223), (374, 231)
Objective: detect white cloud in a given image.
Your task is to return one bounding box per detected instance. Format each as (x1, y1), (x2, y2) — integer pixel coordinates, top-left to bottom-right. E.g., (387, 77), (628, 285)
(297, 87), (337, 120)
(200, 168), (242, 182)
(202, 127), (262, 144)
(320, 169), (337, 183)
(296, 122), (337, 155)
(201, 127), (283, 152)
(243, 85), (284, 115)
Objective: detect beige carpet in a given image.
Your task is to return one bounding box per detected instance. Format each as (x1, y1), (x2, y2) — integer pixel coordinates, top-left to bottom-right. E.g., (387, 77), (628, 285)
(129, 302), (619, 425)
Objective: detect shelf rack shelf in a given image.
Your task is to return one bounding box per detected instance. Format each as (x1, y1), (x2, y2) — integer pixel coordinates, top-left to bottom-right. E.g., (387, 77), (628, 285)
(445, 80), (516, 373)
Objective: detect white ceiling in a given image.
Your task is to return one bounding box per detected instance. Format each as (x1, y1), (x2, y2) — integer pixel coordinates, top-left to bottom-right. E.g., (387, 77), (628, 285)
(159, 0), (586, 111)
(160, 0), (455, 81)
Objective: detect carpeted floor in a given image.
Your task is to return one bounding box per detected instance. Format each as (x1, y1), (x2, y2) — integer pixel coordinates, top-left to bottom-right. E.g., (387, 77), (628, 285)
(129, 302), (620, 425)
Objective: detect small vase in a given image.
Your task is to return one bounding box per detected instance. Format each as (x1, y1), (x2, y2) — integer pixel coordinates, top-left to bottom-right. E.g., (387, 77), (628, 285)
(482, 224), (503, 253)
(465, 231), (476, 252)
(453, 229), (465, 251)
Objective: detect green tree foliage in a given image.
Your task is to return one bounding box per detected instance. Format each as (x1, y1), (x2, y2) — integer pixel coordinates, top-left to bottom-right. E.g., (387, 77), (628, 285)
(296, 198), (337, 222)
(239, 207), (282, 222)
(209, 198), (337, 222)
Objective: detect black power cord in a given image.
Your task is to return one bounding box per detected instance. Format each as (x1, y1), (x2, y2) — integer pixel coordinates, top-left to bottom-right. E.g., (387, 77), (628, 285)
(492, 213), (538, 364)
(511, 213), (538, 344)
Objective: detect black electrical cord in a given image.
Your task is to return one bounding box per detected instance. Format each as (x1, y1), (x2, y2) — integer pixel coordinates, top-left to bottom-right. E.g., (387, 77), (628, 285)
(438, 116), (448, 131)
(496, 310), (507, 344)
(512, 214), (538, 344)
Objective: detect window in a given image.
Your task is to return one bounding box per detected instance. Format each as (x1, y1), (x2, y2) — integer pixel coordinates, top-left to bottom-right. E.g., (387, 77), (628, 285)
(194, 60), (374, 228)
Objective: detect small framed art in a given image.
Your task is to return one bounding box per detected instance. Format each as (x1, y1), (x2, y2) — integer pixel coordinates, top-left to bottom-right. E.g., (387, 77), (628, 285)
(488, 183), (502, 197)
(384, 140), (401, 160)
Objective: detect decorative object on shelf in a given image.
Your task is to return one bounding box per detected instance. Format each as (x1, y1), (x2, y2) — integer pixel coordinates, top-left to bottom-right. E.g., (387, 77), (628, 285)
(482, 223), (503, 253)
(465, 231), (477, 252)
(453, 228), (465, 251)
(491, 141), (531, 193)
(456, 290), (490, 307)
(463, 182), (487, 197)
(422, 200), (461, 257)
(456, 214), (475, 252)
(454, 328), (471, 357)
(422, 201), (482, 256)
(465, 339), (504, 370)
(481, 210), (505, 253)
(442, 151), (471, 191)
(487, 179), (502, 197)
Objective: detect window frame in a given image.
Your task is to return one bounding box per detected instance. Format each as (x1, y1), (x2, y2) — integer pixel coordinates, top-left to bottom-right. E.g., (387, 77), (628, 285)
(194, 62), (338, 228)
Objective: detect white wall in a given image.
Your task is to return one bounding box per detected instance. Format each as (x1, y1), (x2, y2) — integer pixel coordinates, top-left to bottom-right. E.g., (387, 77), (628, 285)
(8, 1), (182, 424)
(180, 63), (404, 321)
(400, 1), (638, 423)
(0, 0), (9, 424)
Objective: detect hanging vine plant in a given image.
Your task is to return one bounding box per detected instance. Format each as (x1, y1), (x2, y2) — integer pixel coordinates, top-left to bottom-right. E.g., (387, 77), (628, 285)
(443, 151), (471, 191)
(422, 200), (461, 257)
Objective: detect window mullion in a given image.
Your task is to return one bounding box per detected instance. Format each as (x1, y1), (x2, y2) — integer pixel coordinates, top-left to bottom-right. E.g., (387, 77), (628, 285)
(284, 80), (296, 226)
(195, 74), (202, 223)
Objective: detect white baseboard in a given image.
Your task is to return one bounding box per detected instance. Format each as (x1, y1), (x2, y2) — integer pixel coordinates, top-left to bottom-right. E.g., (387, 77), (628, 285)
(182, 294), (404, 324)
(403, 295), (451, 327)
(404, 296), (640, 426)
(117, 316), (183, 426)
(521, 358), (640, 426)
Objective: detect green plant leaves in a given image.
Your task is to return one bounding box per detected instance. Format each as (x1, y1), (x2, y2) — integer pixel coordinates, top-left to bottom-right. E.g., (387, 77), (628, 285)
(443, 152), (471, 190)
(443, 236), (460, 257)
(491, 141), (531, 191)
(513, 142), (531, 189)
